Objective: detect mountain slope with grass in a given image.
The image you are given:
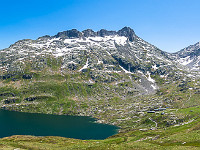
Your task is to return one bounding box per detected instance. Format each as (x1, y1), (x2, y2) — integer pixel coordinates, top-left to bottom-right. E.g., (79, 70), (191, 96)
(0, 27), (200, 149)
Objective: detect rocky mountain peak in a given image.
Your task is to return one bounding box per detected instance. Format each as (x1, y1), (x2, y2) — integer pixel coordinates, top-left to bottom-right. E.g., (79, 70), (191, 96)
(55, 29), (83, 38)
(117, 26), (136, 42)
(52, 27), (136, 41)
(82, 29), (97, 37)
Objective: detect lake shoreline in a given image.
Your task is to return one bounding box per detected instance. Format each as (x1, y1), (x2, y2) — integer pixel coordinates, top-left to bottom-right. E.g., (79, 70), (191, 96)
(0, 109), (119, 140)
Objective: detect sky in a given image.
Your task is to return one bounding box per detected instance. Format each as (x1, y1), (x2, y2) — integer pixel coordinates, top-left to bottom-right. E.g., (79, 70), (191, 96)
(0, 0), (200, 53)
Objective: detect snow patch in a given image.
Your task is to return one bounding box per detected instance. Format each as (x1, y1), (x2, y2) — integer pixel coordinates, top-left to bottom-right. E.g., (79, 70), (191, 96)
(119, 65), (133, 74)
(151, 84), (157, 90)
(97, 59), (103, 64)
(152, 64), (158, 70)
(147, 71), (155, 83)
(106, 51), (111, 56)
(79, 58), (89, 72)
(178, 56), (193, 66)
(113, 36), (127, 46)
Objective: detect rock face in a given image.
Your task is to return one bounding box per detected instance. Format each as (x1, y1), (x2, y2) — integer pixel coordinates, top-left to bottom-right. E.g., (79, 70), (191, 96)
(0, 27), (197, 94)
(82, 29), (97, 37)
(172, 42), (200, 71)
(55, 29), (83, 38)
(53, 27), (136, 40)
(117, 27), (136, 42)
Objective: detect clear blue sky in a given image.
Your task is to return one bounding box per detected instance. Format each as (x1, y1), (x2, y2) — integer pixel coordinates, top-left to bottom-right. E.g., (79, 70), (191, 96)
(0, 0), (200, 53)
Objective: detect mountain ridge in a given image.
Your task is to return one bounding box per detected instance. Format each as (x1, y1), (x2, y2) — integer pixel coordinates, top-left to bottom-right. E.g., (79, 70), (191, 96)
(1, 26), (197, 88)
(172, 41), (200, 71)
(52, 26), (136, 41)
(2, 26), (199, 55)
(0, 26), (200, 136)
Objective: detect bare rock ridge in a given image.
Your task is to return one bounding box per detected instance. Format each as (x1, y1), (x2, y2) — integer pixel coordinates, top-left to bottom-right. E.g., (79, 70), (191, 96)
(53, 27), (136, 42)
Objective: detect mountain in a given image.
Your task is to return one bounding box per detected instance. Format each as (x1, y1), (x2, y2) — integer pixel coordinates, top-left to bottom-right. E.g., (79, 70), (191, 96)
(0, 27), (182, 93)
(0, 27), (200, 149)
(172, 41), (200, 71)
(0, 27), (199, 130)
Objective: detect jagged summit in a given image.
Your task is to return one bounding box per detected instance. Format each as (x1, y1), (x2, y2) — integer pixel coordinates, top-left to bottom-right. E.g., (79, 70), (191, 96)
(52, 27), (136, 42)
(54, 29), (82, 38)
(82, 29), (97, 37)
(118, 27), (136, 42)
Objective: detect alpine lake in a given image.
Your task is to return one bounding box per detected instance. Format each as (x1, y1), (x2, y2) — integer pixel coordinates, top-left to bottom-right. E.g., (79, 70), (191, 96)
(0, 109), (119, 140)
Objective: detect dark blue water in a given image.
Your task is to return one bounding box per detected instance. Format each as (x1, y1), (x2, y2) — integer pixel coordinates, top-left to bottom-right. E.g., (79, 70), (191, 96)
(0, 109), (119, 140)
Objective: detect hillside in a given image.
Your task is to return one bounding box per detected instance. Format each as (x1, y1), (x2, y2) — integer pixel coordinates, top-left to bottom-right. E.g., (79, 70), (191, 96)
(0, 27), (200, 149)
